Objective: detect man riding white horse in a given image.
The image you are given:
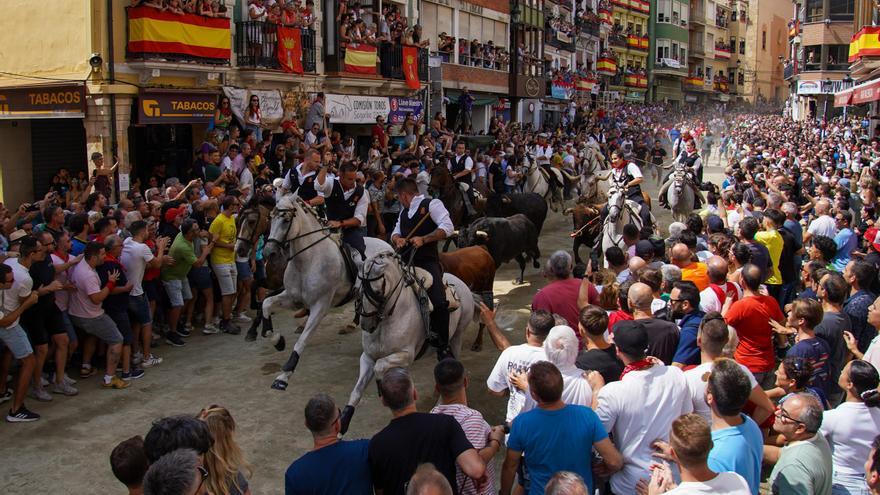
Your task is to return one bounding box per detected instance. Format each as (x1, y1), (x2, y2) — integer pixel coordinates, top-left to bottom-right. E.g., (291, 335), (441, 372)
(281, 149), (325, 206)
(391, 177), (454, 360)
(315, 161), (368, 261)
(658, 138), (704, 210)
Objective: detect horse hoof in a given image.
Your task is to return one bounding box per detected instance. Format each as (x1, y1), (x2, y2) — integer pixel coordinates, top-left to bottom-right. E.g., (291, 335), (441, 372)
(245, 331), (257, 342)
(295, 325), (305, 334)
(532, 259), (540, 269)
(514, 278), (523, 285)
(273, 335), (286, 352)
(470, 340), (483, 352)
(339, 405), (355, 435)
(271, 379), (288, 391)
(338, 323), (358, 335)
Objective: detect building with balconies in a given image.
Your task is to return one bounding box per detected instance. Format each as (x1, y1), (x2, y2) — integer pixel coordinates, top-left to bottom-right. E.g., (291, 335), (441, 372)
(650, 0), (690, 104)
(607, 0), (650, 101)
(685, 0), (731, 103)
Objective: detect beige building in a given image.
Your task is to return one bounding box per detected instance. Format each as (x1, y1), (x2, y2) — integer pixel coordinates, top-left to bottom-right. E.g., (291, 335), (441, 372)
(739, 0), (790, 103)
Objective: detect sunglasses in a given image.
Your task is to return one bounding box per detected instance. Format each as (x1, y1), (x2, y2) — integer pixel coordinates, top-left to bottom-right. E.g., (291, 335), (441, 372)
(194, 465), (209, 493)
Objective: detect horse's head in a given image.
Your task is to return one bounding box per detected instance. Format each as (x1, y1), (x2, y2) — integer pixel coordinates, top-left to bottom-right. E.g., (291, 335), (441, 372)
(356, 251), (400, 333)
(263, 194), (301, 266)
(235, 200), (272, 259)
(429, 166), (452, 196)
(606, 185), (625, 223)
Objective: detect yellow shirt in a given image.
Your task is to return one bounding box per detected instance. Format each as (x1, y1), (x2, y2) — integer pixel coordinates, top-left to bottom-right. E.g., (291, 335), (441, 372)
(755, 229), (783, 285)
(208, 213), (236, 265)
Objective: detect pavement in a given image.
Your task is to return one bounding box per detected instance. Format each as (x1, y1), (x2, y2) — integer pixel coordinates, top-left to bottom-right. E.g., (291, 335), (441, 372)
(0, 155), (726, 494)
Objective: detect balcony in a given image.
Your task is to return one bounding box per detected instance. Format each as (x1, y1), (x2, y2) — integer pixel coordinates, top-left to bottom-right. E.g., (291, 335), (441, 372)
(235, 22), (316, 72)
(609, 33), (627, 49)
(714, 45), (732, 59)
(443, 49), (510, 73)
(691, 9), (706, 25)
(624, 73), (648, 88)
(626, 35), (650, 52)
(610, 0), (650, 15)
(689, 41), (706, 57)
(577, 18), (601, 38)
(546, 29), (576, 51)
(126, 5), (231, 65)
(783, 62), (796, 80)
(379, 43), (429, 81)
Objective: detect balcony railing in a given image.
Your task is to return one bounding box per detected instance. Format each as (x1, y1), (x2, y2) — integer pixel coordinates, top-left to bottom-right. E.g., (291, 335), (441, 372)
(691, 9), (706, 25)
(577, 18), (601, 37)
(546, 30), (576, 51)
(447, 50), (511, 72)
(690, 41), (706, 56)
(783, 63), (796, 80)
(379, 43), (429, 81)
(235, 21), (316, 72)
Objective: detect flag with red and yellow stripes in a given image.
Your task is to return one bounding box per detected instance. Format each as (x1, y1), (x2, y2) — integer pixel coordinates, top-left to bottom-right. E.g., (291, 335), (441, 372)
(850, 26), (880, 63)
(127, 6), (230, 61)
(344, 44), (378, 74)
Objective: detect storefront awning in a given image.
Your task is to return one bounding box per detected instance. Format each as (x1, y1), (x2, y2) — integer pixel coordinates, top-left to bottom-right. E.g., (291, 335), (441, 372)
(837, 78), (880, 106)
(0, 84), (86, 119)
(834, 88), (853, 107)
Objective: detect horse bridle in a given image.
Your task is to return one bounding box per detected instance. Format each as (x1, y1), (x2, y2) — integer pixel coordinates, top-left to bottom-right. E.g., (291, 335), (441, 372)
(236, 205), (267, 251)
(264, 201), (334, 262)
(354, 252), (413, 329)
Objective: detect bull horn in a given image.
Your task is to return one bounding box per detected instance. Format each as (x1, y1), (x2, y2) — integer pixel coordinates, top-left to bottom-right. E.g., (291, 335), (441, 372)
(562, 170), (580, 182)
(475, 230), (489, 239)
(563, 207), (574, 216)
(501, 196), (512, 204)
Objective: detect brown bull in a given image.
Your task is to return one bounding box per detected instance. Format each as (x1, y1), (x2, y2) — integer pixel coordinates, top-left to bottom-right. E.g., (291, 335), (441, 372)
(439, 245), (496, 351)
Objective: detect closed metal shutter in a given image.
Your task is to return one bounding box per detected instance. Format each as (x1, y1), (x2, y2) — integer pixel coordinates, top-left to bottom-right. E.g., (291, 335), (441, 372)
(30, 119), (87, 199)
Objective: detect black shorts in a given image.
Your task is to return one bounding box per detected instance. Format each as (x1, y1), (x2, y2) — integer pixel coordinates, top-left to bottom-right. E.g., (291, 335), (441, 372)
(21, 306), (66, 346)
(142, 279), (159, 302)
(106, 308), (134, 345)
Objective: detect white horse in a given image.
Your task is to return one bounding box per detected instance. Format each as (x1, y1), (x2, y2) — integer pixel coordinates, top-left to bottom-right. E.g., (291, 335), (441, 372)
(260, 194), (392, 391)
(339, 250), (474, 434)
(666, 166), (696, 223)
(524, 159), (568, 212)
(601, 182), (653, 255)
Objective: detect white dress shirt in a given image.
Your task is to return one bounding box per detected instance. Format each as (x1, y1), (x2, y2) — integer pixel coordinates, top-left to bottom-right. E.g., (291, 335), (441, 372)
(315, 175), (370, 226)
(281, 164), (325, 197)
(448, 154), (474, 172)
(392, 194), (453, 238)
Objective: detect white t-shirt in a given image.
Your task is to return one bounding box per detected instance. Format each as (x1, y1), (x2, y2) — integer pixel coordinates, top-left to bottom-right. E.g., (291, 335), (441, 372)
(523, 364), (593, 411)
(862, 334), (880, 372)
(486, 344), (547, 423)
(2, 258), (33, 329)
(651, 297), (667, 315)
(820, 402), (880, 477)
(684, 361), (758, 422)
(120, 237), (154, 297)
(664, 472), (751, 494)
(50, 253), (71, 312)
(807, 215), (838, 239)
(596, 365), (693, 495)
(699, 282), (744, 314)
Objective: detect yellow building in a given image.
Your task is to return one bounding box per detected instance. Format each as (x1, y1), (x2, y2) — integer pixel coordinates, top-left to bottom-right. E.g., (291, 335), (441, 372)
(609, 0), (650, 100)
(740, 0), (790, 103)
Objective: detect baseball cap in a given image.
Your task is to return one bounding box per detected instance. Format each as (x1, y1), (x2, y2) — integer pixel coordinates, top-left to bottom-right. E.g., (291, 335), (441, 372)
(612, 320), (649, 358)
(635, 239), (654, 259)
(163, 206), (186, 223)
(865, 227), (880, 253)
(706, 215), (725, 233)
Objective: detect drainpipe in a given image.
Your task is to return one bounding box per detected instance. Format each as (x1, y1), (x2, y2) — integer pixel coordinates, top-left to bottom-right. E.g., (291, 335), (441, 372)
(107, 0), (119, 200)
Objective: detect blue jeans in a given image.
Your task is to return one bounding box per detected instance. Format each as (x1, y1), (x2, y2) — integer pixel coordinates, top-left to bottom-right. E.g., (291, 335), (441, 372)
(832, 471), (870, 495)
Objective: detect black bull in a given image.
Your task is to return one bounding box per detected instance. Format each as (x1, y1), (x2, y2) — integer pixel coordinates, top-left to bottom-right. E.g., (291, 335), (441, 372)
(455, 214), (541, 284)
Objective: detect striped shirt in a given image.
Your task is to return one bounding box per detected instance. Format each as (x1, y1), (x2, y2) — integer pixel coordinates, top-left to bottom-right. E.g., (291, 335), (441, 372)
(431, 404), (495, 495)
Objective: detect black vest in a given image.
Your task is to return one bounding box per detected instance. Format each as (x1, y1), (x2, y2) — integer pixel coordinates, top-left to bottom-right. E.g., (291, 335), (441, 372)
(451, 155), (472, 185)
(325, 180), (364, 223)
(398, 198), (439, 262)
(288, 168), (318, 201)
(616, 165), (642, 201)
(681, 152), (700, 170)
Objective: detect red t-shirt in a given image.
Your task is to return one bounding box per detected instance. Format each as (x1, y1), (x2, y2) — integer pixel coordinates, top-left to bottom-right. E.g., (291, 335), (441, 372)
(372, 124), (387, 148)
(532, 278), (591, 344)
(608, 310), (633, 333)
(724, 294), (784, 373)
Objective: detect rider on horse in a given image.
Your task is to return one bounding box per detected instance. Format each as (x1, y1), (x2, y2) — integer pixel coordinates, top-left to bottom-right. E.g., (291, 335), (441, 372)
(602, 150), (653, 229)
(450, 141), (477, 216)
(391, 177), (454, 360)
(658, 138), (704, 209)
(281, 149), (325, 207)
(315, 161), (369, 260)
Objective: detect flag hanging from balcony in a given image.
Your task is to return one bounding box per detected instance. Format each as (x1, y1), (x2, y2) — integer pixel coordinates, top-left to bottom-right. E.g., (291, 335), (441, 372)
(402, 46), (420, 89)
(127, 5), (230, 61)
(850, 26), (880, 63)
(277, 27), (304, 74)
(344, 44), (377, 74)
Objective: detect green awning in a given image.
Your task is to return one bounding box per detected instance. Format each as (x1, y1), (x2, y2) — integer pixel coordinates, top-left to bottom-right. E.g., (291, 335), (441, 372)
(445, 90), (499, 107)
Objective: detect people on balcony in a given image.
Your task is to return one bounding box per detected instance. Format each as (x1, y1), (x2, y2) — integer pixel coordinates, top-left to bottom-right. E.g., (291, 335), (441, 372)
(452, 37), (509, 71)
(403, 25), (429, 49)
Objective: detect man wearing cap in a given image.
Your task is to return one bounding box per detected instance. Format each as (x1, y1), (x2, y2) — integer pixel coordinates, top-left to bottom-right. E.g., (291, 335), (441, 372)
(592, 320), (692, 495)
(160, 205), (186, 240)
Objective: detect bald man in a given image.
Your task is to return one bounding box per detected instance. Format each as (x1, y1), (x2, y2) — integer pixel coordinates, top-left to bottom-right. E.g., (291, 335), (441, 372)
(671, 243), (710, 291)
(804, 199), (837, 244)
(699, 256), (743, 313)
(623, 282), (680, 364)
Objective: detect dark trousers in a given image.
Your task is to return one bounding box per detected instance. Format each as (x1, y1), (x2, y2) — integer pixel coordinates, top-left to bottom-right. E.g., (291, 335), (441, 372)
(341, 227), (366, 258)
(414, 257), (449, 348)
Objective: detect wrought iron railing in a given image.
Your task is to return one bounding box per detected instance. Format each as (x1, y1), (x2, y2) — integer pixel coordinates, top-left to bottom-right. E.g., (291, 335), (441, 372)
(235, 21), (316, 72)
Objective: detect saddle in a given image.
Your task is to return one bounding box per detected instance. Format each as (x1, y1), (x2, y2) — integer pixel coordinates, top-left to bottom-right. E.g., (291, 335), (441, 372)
(337, 244), (360, 307)
(412, 267), (461, 311)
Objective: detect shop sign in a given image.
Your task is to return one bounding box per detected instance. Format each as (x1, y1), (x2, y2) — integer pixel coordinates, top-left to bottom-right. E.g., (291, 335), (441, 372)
(388, 97), (423, 124)
(139, 90), (217, 124)
(797, 79), (846, 95)
(0, 84), (85, 119)
(222, 88), (284, 128)
(326, 94), (389, 124)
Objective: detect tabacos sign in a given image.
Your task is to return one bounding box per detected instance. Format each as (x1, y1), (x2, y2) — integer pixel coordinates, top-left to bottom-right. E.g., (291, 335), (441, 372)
(138, 90), (217, 124)
(0, 84), (85, 119)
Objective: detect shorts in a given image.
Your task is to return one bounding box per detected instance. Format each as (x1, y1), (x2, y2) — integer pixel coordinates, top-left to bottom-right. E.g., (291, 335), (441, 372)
(236, 260), (254, 282)
(188, 265), (212, 291)
(254, 259), (266, 282)
(212, 263), (238, 296)
(69, 313), (123, 345)
(142, 279), (159, 302)
(128, 293), (153, 326)
(106, 308), (134, 345)
(61, 311), (77, 343)
(0, 324), (34, 359)
(162, 279), (193, 308)
(21, 306), (66, 346)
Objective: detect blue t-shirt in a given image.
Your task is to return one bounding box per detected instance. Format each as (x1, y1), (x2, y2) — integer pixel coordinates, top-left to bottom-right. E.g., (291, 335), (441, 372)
(285, 439), (373, 495)
(832, 227), (857, 271)
(707, 415), (763, 494)
(71, 237), (87, 257)
(672, 311), (704, 366)
(786, 336), (832, 395)
(507, 405), (608, 495)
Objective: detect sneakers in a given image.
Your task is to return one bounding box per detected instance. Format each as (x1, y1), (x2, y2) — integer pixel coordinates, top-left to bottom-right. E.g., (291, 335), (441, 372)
(202, 324), (220, 335)
(40, 376), (49, 387)
(121, 369), (146, 381)
(220, 320), (241, 335)
(132, 351), (143, 367)
(142, 354), (163, 368)
(177, 326), (192, 338)
(183, 322), (193, 332)
(234, 312), (252, 322)
(0, 389), (13, 404)
(102, 376), (131, 389)
(165, 332), (186, 347)
(80, 366), (96, 379)
(30, 387), (53, 402)
(6, 406), (40, 423)
(51, 381), (78, 396)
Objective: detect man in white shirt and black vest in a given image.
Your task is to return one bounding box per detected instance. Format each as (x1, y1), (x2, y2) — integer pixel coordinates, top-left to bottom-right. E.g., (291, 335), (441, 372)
(449, 141), (476, 216)
(281, 149), (325, 207)
(659, 138), (704, 210)
(391, 178), (455, 359)
(316, 162), (369, 260)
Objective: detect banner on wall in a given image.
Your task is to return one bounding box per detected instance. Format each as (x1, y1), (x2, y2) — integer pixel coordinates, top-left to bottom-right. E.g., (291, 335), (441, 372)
(222, 88), (284, 129)
(138, 90), (217, 124)
(388, 97), (423, 124)
(326, 94), (389, 123)
(277, 26), (304, 74)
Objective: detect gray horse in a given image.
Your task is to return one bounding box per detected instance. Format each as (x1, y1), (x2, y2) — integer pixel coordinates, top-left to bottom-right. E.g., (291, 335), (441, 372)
(339, 250), (474, 434)
(601, 182), (653, 255)
(666, 166), (696, 223)
(260, 194), (392, 391)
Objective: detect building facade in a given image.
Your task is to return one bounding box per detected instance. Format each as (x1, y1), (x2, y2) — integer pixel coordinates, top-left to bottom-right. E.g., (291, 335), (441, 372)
(650, 0), (690, 104)
(607, 0), (650, 102)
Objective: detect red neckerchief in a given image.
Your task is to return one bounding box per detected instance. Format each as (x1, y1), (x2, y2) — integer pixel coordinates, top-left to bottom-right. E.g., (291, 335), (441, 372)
(103, 253), (123, 269)
(53, 250), (69, 262)
(620, 359), (654, 380)
(611, 159), (627, 170)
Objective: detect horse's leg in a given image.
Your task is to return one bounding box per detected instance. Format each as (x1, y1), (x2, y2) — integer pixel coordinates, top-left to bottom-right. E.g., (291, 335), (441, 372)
(271, 298), (331, 390)
(470, 292), (490, 352)
(340, 352), (376, 435)
(573, 237), (583, 266)
(246, 288), (284, 342)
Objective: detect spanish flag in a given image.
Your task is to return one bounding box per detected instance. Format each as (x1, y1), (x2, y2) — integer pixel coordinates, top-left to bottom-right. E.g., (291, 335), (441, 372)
(597, 57), (617, 76)
(344, 44), (378, 74)
(127, 6), (230, 61)
(850, 26), (880, 63)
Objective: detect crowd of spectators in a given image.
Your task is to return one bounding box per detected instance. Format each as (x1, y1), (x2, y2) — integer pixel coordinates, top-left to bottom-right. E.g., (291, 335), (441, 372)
(132, 0), (228, 17)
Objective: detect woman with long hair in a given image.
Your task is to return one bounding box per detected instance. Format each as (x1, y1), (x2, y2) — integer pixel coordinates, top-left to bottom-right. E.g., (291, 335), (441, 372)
(199, 405), (253, 495)
(820, 360), (880, 495)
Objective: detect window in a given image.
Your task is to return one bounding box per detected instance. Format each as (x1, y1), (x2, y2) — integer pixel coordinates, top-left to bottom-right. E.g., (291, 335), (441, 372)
(680, 3), (688, 24)
(656, 39), (670, 62)
(730, 36), (736, 49)
(658, 0), (671, 22)
(707, 32), (714, 48)
(739, 38), (746, 54)
(738, 71), (744, 84)
(680, 47), (686, 65)
(827, 44), (849, 69)
(762, 30), (766, 50)
(731, 9), (737, 21)
(706, 66), (713, 80)
(805, 0), (824, 22)
(829, 0), (855, 21)
(635, 23), (643, 35)
(804, 45), (821, 69)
